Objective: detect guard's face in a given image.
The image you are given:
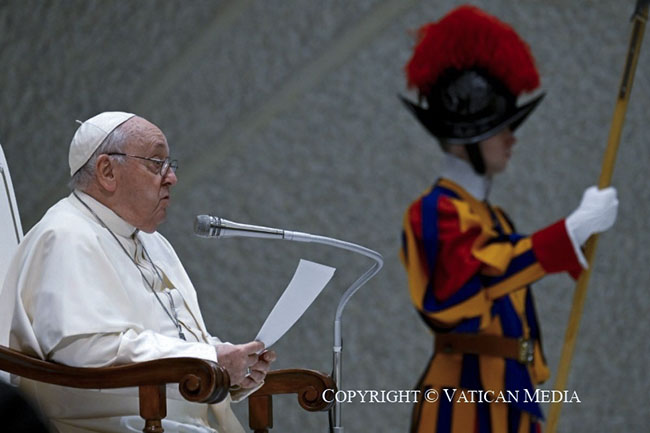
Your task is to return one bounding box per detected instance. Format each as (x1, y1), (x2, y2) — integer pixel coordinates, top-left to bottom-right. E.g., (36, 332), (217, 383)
(480, 128), (516, 175)
(114, 118), (178, 233)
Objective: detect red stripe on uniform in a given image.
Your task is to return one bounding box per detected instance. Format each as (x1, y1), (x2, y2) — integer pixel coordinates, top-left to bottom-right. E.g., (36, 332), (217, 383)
(434, 196), (482, 302)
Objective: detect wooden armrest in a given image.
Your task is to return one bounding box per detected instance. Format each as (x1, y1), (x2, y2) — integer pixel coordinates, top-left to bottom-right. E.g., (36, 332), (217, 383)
(1, 345), (231, 432)
(0, 345), (229, 404)
(248, 369), (335, 432)
(253, 369), (335, 411)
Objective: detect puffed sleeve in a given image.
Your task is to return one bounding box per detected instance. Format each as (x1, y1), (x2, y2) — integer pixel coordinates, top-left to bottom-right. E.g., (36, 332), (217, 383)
(401, 193), (582, 328)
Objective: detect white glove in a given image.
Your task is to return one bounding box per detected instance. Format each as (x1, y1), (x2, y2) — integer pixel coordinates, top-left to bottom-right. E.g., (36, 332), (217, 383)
(566, 186), (619, 246)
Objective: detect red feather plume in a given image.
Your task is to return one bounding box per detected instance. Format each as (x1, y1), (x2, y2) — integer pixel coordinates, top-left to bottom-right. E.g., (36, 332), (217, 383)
(405, 5), (540, 96)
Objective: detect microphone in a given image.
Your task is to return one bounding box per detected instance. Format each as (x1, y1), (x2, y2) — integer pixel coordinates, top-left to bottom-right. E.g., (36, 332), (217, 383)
(193, 215), (308, 241)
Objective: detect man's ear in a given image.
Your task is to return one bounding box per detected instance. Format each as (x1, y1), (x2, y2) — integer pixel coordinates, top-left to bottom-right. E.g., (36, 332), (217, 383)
(95, 154), (118, 192)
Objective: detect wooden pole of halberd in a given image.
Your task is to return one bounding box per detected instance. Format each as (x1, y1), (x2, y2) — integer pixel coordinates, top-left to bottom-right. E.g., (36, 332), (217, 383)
(546, 4), (648, 432)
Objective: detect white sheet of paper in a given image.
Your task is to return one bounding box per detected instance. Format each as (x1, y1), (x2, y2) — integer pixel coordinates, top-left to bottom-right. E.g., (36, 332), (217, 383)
(255, 259), (335, 349)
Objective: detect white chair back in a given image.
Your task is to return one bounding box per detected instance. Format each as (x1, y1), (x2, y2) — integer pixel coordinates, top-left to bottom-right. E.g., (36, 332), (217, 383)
(0, 144), (24, 282)
(0, 144), (23, 382)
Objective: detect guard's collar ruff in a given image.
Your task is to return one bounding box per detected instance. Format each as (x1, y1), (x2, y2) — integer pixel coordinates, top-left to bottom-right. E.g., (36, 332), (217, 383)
(440, 153), (492, 201)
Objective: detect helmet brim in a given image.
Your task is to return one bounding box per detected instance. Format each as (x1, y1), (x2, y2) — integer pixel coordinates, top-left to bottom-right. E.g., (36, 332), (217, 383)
(400, 92), (545, 145)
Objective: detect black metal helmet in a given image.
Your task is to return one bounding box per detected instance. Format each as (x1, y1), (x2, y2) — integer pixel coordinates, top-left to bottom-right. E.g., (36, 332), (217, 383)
(401, 6), (544, 174)
(400, 68), (544, 146)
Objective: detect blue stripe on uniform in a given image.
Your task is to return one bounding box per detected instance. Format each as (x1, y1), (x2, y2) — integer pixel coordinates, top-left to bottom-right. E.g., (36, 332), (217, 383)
(477, 400), (491, 433)
(525, 289), (540, 340)
(495, 296), (543, 419)
(422, 273), (483, 312)
(505, 359), (543, 419)
(481, 249), (537, 288)
(421, 187), (442, 277)
(508, 404), (522, 433)
(460, 354), (481, 390)
(492, 296), (522, 338)
(436, 388), (453, 433)
(454, 316), (481, 333)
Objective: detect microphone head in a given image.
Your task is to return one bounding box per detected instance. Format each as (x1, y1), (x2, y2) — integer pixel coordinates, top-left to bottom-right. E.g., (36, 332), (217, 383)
(194, 215), (214, 237)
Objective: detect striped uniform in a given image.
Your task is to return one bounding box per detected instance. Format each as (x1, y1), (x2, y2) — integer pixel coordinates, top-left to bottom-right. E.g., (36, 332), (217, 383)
(401, 178), (582, 433)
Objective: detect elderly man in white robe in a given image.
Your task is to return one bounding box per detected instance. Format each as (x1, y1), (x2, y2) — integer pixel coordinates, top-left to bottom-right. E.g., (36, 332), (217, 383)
(0, 112), (276, 433)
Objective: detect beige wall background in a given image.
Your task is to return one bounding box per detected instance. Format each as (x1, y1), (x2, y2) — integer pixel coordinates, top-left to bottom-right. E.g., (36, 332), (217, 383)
(2, 0), (648, 431)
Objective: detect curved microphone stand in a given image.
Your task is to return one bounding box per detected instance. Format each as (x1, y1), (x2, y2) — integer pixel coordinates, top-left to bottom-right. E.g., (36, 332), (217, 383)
(285, 232), (383, 433)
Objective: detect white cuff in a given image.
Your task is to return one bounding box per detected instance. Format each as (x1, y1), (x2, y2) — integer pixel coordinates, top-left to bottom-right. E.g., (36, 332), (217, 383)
(564, 219), (588, 269)
(229, 381), (264, 402)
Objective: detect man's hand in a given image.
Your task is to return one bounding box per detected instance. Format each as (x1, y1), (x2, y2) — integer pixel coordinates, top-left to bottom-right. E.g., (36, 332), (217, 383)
(215, 341), (276, 388)
(240, 349), (277, 389)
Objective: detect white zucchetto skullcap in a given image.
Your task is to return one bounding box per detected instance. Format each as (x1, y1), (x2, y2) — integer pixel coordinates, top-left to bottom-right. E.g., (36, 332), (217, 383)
(69, 111), (135, 176)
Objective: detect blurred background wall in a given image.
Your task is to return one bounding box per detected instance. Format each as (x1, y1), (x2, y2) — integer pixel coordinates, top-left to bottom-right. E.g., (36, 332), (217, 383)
(2, 0), (648, 431)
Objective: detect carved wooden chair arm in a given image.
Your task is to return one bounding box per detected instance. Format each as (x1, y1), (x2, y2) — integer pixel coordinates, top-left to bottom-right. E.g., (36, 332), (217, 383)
(0, 345), (230, 432)
(248, 368), (336, 433)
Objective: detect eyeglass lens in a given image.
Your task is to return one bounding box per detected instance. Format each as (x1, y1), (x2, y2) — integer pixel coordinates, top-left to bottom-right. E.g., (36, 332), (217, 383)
(162, 159), (178, 176)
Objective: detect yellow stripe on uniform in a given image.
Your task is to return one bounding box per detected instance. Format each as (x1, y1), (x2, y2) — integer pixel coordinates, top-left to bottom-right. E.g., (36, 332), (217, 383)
(485, 263), (545, 300)
(423, 291), (492, 327)
(451, 396), (476, 433)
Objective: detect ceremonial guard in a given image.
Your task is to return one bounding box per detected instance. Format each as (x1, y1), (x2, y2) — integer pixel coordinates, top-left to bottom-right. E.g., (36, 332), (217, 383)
(399, 6), (619, 432)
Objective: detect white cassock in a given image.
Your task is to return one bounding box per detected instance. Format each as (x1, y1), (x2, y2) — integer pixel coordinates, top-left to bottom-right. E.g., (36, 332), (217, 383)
(0, 191), (252, 433)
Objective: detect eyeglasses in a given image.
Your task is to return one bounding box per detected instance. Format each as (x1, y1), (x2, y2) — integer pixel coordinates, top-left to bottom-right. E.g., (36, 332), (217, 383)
(106, 153), (178, 176)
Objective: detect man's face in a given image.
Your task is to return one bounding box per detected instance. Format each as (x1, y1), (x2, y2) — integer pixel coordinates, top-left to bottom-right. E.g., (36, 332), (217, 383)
(113, 118), (178, 233)
(479, 127), (516, 176)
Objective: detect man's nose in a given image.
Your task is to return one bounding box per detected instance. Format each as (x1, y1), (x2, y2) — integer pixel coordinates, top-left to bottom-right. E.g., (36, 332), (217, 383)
(163, 168), (178, 186)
